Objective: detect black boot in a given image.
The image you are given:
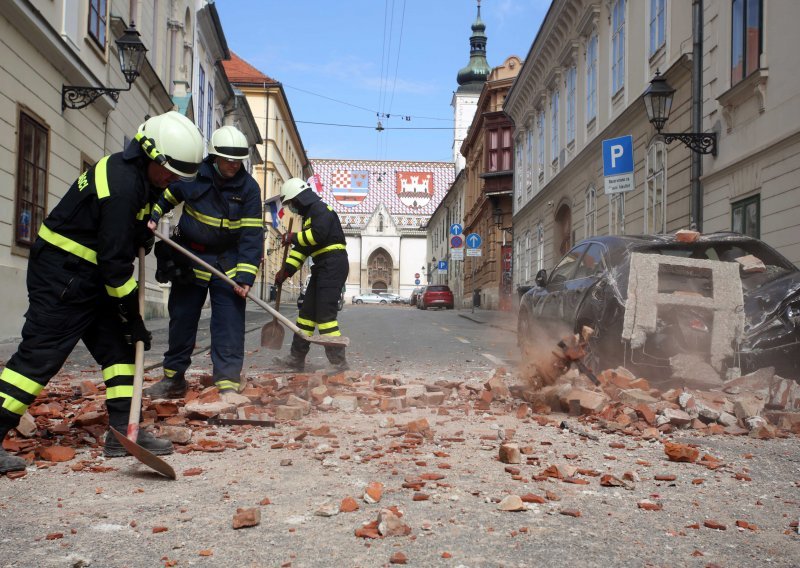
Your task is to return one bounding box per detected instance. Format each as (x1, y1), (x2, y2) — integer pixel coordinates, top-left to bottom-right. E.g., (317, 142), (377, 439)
(143, 376), (188, 399)
(272, 350), (306, 371)
(326, 346), (349, 372)
(104, 426), (174, 458)
(0, 425), (27, 473)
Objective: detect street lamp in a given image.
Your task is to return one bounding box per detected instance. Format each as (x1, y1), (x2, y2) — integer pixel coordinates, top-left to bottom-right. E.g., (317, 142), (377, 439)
(62, 24), (148, 110)
(643, 70), (717, 156)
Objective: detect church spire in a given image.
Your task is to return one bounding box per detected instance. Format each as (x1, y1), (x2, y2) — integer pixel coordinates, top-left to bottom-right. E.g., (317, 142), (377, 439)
(456, 0), (491, 93)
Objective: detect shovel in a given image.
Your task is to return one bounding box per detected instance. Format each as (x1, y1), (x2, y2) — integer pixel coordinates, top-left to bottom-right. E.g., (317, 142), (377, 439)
(111, 248), (176, 480)
(153, 230), (349, 348)
(260, 219), (293, 349)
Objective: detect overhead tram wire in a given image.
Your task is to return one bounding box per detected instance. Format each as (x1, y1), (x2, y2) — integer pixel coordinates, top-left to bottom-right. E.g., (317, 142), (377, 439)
(376, 0), (393, 159)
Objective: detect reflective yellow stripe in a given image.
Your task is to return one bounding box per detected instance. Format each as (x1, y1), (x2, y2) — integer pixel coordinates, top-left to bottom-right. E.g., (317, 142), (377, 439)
(304, 218), (312, 228)
(240, 218), (262, 228)
(237, 263), (258, 275)
(289, 250), (306, 262)
(105, 277), (137, 298)
(95, 156), (110, 199)
(106, 385), (134, 399)
(297, 232), (307, 246)
(296, 317), (316, 330)
(327, 205), (334, 212)
(225, 267), (238, 278)
(184, 205), (247, 230)
(1, 394), (28, 415)
(321, 329), (341, 336)
(38, 225), (98, 264)
(135, 132), (162, 162)
(0, 368), (44, 397)
(164, 369), (177, 378)
(136, 204), (152, 220)
(102, 364), (135, 380)
(164, 188), (179, 206)
(310, 243), (346, 257)
(299, 229), (316, 246)
(154, 204), (164, 216)
(193, 268), (211, 281)
(318, 321), (338, 330)
(216, 380), (239, 391)
(286, 257), (302, 269)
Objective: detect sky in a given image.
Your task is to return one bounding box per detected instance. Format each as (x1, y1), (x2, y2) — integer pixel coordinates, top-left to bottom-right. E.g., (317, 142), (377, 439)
(215, 0), (550, 163)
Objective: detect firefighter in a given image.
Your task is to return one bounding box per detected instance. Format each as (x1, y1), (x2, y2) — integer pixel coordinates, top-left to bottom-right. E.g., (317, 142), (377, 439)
(273, 178), (349, 371)
(0, 111), (204, 473)
(143, 126), (263, 403)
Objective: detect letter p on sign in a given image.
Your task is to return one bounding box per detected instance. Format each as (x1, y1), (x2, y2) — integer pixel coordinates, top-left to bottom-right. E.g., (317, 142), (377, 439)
(602, 135), (634, 177)
(610, 144), (624, 168)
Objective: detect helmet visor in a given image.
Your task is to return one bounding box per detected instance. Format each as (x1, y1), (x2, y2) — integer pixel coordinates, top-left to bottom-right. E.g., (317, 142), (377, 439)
(163, 155), (201, 182)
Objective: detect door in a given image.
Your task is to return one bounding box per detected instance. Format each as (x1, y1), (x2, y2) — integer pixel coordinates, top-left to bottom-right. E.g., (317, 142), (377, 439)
(562, 243), (607, 327)
(536, 244), (588, 322)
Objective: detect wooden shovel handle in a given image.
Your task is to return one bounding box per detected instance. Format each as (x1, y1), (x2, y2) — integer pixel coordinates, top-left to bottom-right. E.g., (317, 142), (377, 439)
(274, 218), (294, 311)
(127, 248), (146, 442)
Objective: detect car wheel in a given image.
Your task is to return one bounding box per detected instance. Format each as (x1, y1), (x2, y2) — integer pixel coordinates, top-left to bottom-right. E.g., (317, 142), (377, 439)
(421, 303), (427, 310)
(380, 300), (387, 304)
(355, 299), (363, 304)
(581, 319), (623, 374)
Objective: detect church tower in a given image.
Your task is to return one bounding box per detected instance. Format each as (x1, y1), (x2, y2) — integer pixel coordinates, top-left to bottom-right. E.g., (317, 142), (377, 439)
(452, 0), (490, 174)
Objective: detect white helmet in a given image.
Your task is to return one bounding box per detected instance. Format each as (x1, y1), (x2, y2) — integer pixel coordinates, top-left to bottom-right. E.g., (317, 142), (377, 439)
(280, 177), (312, 203)
(208, 125), (249, 160)
(136, 111), (204, 180)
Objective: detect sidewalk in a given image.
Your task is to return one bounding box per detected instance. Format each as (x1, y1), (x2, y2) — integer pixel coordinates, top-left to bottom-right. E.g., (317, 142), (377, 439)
(457, 307), (517, 333)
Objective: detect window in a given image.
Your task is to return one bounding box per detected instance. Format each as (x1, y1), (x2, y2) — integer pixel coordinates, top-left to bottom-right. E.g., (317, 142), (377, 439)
(515, 136), (524, 197)
(536, 223), (544, 272)
(566, 66), (576, 144)
(609, 192), (625, 235)
(198, 65), (206, 135)
(574, 244), (606, 279)
(501, 128), (512, 171)
(15, 112), (49, 248)
(584, 186), (597, 238)
(524, 231), (532, 282)
(378, 213), (384, 232)
(612, 0), (626, 94)
(731, 195), (760, 238)
(207, 84), (214, 140)
(586, 32), (598, 121)
(731, 0), (762, 85)
(645, 141), (667, 234)
(551, 91), (559, 164)
(88, 0), (107, 48)
(488, 130), (498, 171)
(550, 244), (588, 284)
(537, 110), (545, 175)
(650, 0), (666, 55)
(526, 129), (533, 190)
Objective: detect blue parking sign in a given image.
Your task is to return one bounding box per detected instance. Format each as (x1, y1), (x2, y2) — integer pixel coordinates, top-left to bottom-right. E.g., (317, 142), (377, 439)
(602, 135), (634, 194)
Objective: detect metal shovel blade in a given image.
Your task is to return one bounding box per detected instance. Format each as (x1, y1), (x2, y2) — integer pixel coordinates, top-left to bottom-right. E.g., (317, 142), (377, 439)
(111, 428), (177, 479)
(260, 319), (285, 350)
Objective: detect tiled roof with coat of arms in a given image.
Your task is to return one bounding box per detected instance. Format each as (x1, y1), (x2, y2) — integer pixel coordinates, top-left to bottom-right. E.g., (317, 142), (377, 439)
(309, 159), (455, 230)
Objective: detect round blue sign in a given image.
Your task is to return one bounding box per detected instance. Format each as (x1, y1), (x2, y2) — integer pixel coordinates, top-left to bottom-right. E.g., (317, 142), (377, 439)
(414, 279), (421, 285)
(466, 233), (482, 248)
(450, 235), (463, 248)
(450, 223), (463, 236)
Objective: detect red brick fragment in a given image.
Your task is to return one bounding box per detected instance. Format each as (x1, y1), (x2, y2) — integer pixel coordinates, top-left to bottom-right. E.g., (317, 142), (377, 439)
(152, 526), (169, 533)
(339, 496), (359, 513)
(46, 533), (64, 540)
(38, 446), (75, 463)
(638, 500), (663, 511)
(520, 493), (546, 504)
(199, 550), (213, 557)
(654, 474), (676, 481)
(389, 552), (408, 565)
(736, 520), (757, 531)
(560, 509), (581, 518)
(182, 468), (203, 477)
(664, 442), (699, 463)
(703, 519), (726, 530)
(232, 507), (261, 529)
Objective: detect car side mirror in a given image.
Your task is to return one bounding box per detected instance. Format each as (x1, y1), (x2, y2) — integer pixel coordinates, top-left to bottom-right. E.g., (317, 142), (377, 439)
(535, 269), (547, 287)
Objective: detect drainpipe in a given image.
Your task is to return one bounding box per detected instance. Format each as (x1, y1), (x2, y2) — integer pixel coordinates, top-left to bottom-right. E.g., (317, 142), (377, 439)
(691, 0), (704, 231)
(260, 85), (270, 301)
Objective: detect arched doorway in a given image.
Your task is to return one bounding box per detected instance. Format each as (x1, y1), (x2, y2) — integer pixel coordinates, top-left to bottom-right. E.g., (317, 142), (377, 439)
(554, 203), (572, 256)
(367, 248), (393, 293)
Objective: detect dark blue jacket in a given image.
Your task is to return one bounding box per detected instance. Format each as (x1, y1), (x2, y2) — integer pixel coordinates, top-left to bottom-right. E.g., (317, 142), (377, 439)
(150, 157), (263, 286)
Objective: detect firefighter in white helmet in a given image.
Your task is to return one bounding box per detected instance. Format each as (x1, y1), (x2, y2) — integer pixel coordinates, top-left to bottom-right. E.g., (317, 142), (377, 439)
(144, 125), (263, 403)
(0, 111), (204, 473)
(272, 178), (349, 372)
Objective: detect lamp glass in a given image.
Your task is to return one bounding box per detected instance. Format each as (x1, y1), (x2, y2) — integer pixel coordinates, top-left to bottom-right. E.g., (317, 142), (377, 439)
(116, 25), (148, 84)
(643, 71), (675, 132)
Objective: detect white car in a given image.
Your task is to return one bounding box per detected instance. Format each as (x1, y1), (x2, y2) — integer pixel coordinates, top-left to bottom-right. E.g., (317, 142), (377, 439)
(352, 293), (388, 304)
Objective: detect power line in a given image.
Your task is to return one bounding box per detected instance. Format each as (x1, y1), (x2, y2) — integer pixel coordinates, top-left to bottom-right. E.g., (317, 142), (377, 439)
(294, 120), (451, 130)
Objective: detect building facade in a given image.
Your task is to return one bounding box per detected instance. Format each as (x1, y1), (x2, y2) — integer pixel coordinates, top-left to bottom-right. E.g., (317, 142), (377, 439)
(461, 56), (521, 310)
(504, 0), (695, 289)
(427, 169), (466, 304)
(309, 159), (454, 300)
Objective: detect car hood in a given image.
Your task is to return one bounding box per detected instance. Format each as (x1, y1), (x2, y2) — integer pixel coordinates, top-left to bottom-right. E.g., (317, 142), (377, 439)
(742, 269), (800, 332)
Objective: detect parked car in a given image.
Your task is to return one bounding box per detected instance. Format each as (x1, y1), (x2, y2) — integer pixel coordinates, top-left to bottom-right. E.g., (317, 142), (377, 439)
(378, 292), (407, 304)
(517, 232), (800, 377)
(409, 286), (424, 306)
(297, 277), (345, 311)
(417, 285), (455, 310)
(352, 293), (388, 305)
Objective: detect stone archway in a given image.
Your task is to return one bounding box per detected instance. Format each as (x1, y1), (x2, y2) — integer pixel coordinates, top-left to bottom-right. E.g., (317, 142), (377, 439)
(555, 203), (572, 256)
(367, 248), (393, 292)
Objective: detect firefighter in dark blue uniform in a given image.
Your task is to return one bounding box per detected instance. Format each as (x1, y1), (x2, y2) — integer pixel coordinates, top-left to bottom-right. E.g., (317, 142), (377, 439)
(273, 178), (349, 371)
(144, 126), (263, 402)
(0, 111), (205, 473)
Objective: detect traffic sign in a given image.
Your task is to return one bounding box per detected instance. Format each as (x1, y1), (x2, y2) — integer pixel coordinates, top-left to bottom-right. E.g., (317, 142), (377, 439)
(450, 235), (463, 248)
(450, 223), (463, 236)
(602, 135), (634, 194)
(451, 248), (464, 260)
(414, 278), (420, 285)
(466, 233), (482, 248)
(466, 248), (482, 257)
(437, 260), (448, 274)
(414, 272), (420, 279)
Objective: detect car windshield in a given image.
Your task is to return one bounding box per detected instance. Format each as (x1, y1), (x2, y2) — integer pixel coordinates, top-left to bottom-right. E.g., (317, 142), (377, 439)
(426, 286), (450, 292)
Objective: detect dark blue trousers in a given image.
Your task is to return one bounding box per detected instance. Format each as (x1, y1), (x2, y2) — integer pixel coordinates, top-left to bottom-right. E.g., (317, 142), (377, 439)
(163, 276), (246, 391)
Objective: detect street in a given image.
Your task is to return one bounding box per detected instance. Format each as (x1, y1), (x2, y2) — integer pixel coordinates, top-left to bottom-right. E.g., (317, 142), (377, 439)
(1, 304), (799, 567)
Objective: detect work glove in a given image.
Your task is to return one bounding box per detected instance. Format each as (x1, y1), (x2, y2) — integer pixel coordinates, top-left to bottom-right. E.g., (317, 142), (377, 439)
(274, 267), (290, 286)
(117, 290), (152, 351)
(280, 232), (295, 246)
(134, 224), (155, 255)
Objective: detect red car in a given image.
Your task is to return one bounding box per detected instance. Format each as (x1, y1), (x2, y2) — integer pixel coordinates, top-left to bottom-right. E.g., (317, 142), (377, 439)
(417, 285), (454, 310)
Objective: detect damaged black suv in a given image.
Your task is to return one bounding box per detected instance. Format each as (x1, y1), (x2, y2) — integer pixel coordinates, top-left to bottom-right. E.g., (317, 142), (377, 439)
(517, 232), (800, 378)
